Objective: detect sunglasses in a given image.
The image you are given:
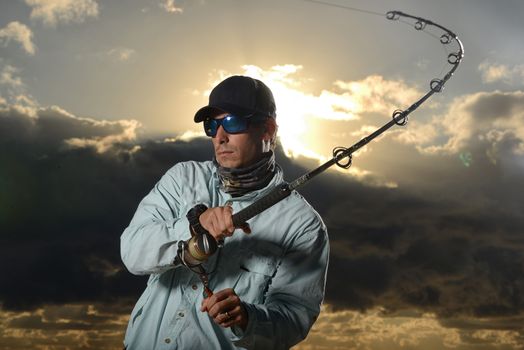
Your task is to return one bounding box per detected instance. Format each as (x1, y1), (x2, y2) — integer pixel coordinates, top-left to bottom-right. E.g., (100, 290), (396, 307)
(204, 114), (265, 137)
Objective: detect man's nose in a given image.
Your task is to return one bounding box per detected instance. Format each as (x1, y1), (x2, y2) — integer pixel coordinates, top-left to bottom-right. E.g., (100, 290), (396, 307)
(215, 125), (229, 143)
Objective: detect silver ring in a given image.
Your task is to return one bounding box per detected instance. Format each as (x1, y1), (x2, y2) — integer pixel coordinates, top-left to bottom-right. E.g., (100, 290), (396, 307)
(224, 311), (231, 320)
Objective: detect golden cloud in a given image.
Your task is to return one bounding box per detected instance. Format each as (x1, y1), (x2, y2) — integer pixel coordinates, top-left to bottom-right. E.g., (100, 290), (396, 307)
(0, 303), (130, 350)
(160, 0), (183, 14)
(294, 305), (524, 350)
(478, 60), (524, 85)
(0, 22), (36, 55)
(405, 90), (524, 159)
(25, 0), (99, 27)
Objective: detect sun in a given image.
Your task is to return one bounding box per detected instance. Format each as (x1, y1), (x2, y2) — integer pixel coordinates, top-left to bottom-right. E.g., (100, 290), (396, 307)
(240, 64), (359, 163)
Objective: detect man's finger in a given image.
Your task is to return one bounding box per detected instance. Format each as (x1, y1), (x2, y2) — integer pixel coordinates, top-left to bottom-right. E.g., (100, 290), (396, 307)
(201, 288), (231, 312)
(204, 289), (232, 312)
(223, 206), (235, 234)
(221, 315), (241, 328)
(238, 222), (251, 234)
(208, 299), (231, 318)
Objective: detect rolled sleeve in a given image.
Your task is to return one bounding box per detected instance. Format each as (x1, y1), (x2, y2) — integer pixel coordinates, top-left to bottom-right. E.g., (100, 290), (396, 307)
(120, 166), (193, 275)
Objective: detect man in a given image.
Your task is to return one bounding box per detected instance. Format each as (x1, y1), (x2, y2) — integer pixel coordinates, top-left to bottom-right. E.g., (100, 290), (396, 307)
(121, 75), (329, 349)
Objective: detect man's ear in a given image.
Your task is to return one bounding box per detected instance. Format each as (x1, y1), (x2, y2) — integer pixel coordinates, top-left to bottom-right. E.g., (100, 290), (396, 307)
(263, 118), (277, 141)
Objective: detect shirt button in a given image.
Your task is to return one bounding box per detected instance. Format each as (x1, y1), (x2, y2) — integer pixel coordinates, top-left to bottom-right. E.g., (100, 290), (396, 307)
(178, 312), (184, 317)
(164, 338), (171, 344)
(192, 284), (198, 290)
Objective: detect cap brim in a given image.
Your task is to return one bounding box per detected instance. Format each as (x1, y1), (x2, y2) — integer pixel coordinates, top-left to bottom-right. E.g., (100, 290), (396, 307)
(194, 103), (261, 123)
(194, 106), (226, 123)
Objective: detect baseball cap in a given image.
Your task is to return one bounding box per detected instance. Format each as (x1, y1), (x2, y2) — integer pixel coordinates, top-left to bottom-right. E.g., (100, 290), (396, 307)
(194, 75), (276, 123)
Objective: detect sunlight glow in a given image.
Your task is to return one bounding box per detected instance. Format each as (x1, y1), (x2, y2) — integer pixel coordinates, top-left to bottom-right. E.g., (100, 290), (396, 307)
(239, 64), (359, 161)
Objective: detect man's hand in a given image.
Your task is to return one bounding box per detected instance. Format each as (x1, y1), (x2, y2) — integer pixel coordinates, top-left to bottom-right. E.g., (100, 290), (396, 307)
(200, 288), (248, 331)
(199, 206), (250, 241)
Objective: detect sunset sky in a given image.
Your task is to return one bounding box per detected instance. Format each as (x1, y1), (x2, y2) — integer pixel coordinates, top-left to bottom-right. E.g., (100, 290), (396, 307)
(1, 0), (524, 349)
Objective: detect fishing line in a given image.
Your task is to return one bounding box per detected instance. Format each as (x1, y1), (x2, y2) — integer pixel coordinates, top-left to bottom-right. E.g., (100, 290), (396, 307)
(304, 0), (453, 82)
(303, 0), (384, 17)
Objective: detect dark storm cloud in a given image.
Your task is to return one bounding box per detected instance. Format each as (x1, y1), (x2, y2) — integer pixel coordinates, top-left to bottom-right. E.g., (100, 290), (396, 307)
(0, 105), (212, 310)
(300, 91), (524, 324)
(301, 154), (524, 320)
(281, 138), (523, 341)
(1, 100), (523, 338)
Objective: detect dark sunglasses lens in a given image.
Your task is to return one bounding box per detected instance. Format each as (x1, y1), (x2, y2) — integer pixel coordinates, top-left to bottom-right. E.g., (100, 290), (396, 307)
(204, 115), (250, 137)
(204, 119), (218, 136)
(222, 115), (248, 134)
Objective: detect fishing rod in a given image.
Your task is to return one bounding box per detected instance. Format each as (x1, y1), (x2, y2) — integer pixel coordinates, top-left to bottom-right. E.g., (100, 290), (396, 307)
(233, 10), (464, 227)
(178, 6), (464, 297)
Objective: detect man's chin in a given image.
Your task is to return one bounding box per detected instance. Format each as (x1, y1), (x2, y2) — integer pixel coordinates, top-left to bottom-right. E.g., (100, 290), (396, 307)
(216, 158), (240, 169)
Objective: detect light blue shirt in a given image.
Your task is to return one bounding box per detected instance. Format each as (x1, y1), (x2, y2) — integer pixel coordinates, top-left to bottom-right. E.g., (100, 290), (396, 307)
(121, 161), (329, 349)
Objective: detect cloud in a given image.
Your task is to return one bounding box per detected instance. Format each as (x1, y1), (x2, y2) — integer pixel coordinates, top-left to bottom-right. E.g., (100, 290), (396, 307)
(0, 104), (141, 154)
(0, 64), (24, 88)
(0, 303), (130, 349)
(294, 306), (524, 350)
(330, 75), (422, 118)
(315, 180), (524, 321)
(0, 62), (38, 114)
(76, 47), (137, 63)
(478, 60), (524, 85)
(401, 90), (524, 161)
(393, 121), (439, 147)
(25, 0), (99, 26)
(479, 61), (511, 83)
(106, 47), (136, 62)
(0, 22), (36, 55)
(160, 0), (183, 13)
(0, 102), (213, 312)
(240, 65), (423, 123)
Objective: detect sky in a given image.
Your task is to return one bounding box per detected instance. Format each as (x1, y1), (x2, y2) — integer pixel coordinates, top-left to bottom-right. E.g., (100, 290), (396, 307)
(1, 0), (524, 349)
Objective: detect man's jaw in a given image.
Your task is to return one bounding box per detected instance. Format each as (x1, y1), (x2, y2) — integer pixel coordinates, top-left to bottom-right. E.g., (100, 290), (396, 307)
(215, 148), (238, 168)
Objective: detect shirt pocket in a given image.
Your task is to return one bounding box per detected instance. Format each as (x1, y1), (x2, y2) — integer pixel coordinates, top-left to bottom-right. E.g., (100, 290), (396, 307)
(234, 251), (279, 304)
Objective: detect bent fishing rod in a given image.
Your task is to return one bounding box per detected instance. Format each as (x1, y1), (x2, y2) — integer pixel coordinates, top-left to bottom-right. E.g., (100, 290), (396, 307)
(235, 10), (464, 225)
(178, 9), (464, 296)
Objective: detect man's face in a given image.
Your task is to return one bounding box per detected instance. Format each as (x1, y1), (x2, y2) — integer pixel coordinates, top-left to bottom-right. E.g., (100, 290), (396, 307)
(211, 113), (267, 169)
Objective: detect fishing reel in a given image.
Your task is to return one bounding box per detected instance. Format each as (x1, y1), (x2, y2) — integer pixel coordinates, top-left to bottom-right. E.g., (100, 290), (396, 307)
(179, 231), (218, 266)
(174, 204), (219, 297)
(176, 204), (218, 268)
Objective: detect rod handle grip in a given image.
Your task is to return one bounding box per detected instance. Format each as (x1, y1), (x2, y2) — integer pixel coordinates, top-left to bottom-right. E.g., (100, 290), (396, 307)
(232, 183), (292, 227)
